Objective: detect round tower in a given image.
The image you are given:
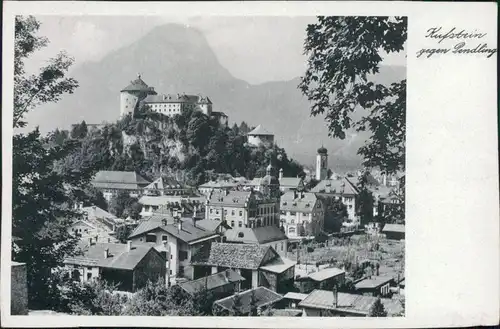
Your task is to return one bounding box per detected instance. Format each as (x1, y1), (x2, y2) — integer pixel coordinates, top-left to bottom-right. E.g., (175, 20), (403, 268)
(119, 73), (157, 118)
(316, 146), (328, 181)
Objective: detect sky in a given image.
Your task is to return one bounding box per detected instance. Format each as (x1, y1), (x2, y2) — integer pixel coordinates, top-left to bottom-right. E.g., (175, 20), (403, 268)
(27, 15), (406, 84)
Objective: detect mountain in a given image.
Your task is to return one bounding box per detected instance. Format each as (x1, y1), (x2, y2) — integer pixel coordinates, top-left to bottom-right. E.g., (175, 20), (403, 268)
(26, 23), (406, 172)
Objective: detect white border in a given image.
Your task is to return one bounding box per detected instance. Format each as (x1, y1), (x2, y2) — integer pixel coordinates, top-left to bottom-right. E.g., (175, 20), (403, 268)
(2, 1), (499, 328)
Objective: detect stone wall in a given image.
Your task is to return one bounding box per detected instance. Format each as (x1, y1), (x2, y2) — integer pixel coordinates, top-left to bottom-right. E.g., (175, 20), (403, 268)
(11, 262), (28, 315)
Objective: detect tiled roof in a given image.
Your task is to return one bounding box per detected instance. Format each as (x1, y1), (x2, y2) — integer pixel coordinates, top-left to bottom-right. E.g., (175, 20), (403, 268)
(279, 177), (303, 188)
(211, 111), (227, 117)
(207, 190), (256, 208)
(258, 257), (296, 274)
(247, 125), (273, 136)
(195, 219), (225, 232)
(144, 177), (184, 190)
(280, 191), (319, 213)
(199, 181), (239, 189)
(308, 267), (345, 282)
(92, 171), (150, 189)
(214, 287), (283, 314)
(64, 243), (153, 270)
(178, 269), (245, 295)
(192, 243), (274, 270)
(272, 309), (303, 317)
(354, 276), (395, 289)
(139, 195), (206, 207)
(81, 206), (116, 221)
(120, 76), (156, 93)
(224, 226), (287, 245)
(310, 177), (359, 196)
(298, 290), (402, 316)
(128, 217), (218, 244)
(382, 224), (405, 234)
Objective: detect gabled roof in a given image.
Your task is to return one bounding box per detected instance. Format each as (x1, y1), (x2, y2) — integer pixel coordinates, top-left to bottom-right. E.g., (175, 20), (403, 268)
(195, 219), (226, 232)
(214, 287), (283, 314)
(382, 224), (405, 234)
(178, 269), (245, 295)
(258, 257), (296, 274)
(272, 309), (303, 317)
(64, 243), (154, 270)
(128, 217), (219, 244)
(298, 290), (403, 316)
(283, 292), (308, 301)
(199, 181), (239, 189)
(310, 177), (359, 196)
(308, 267), (345, 282)
(207, 190), (256, 208)
(224, 226), (287, 245)
(144, 176), (184, 190)
(191, 242), (276, 270)
(81, 206), (116, 221)
(279, 177), (303, 188)
(92, 171), (150, 190)
(247, 125), (273, 136)
(280, 191), (320, 213)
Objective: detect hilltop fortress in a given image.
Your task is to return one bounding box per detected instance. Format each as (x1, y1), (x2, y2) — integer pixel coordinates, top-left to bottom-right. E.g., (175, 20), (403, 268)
(120, 74), (228, 125)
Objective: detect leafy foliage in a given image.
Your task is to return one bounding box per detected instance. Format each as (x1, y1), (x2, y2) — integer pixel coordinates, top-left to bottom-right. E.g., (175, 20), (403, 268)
(14, 16), (78, 128)
(300, 16), (406, 220)
(109, 190), (141, 219)
(369, 297), (388, 317)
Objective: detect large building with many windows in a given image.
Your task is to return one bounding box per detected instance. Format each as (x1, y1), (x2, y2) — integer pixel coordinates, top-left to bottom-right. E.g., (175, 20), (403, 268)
(310, 177), (359, 221)
(280, 191), (325, 238)
(142, 93), (213, 117)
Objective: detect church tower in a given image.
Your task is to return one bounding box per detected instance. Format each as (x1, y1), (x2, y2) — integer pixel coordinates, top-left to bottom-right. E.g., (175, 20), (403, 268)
(119, 73), (157, 118)
(316, 146), (328, 181)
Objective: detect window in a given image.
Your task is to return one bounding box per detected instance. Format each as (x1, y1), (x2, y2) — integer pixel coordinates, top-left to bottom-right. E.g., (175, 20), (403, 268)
(179, 251), (188, 261)
(224, 209), (228, 215)
(87, 272), (92, 280)
(160, 251), (167, 259)
(162, 235), (168, 242)
(302, 212), (307, 216)
(280, 211), (285, 215)
(231, 220), (235, 227)
(238, 221), (243, 228)
(216, 210), (220, 215)
(291, 219), (295, 224)
(238, 232), (244, 238)
(169, 270), (172, 275)
(290, 212), (296, 216)
(231, 210), (235, 215)
(146, 234), (156, 243)
(239, 211), (243, 216)
(289, 227), (296, 234)
(210, 209), (213, 214)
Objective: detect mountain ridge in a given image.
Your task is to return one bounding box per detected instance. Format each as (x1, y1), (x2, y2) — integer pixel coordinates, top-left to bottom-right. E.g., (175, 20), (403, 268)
(25, 23), (406, 172)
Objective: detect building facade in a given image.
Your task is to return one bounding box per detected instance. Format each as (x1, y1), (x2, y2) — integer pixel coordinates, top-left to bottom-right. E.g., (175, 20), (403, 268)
(120, 74), (157, 118)
(311, 177), (360, 221)
(142, 93), (213, 117)
(91, 170), (150, 203)
(280, 191), (325, 238)
(246, 125), (274, 147)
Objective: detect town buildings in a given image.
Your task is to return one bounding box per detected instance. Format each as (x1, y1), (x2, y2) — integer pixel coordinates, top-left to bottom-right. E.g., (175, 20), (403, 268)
(294, 267), (346, 294)
(69, 205), (119, 244)
(143, 93), (213, 117)
(280, 191), (325, 238)
(354, 276), (395, 297)
(178, 269), (245, 298)
(128, 214), (221, 284)
(212, 286), (284, 316)
(63, 242), (166, 292)
(223, 225), (289, 255)
(246, 125), (274, 147)
(310, 177), (359, 221)
(142, 176), (193, 196)
(382, 224), (405, 240)
(91, 170), (150, 203)
(139, 195), (206, 218)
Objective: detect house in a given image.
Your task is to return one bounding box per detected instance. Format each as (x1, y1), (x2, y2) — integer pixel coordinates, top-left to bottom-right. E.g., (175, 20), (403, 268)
(68, 219), (118, 244)
(280, 191), (325, 238)
(142, 176), (193, 196)
(205, 189), (280, 229)
(178, 269), (245, 298)
(139, 195), (206, 217)
(354, 276), (395, 297)
(279, 175), (305, 193)
(143, 93), (213, 117)
(63, 242), (166, 292)
(246, 125), (274, 147)
(298, 289), (403, 317)
(212, 287), (283, 316)
(282, 292), (308, 309)
(11, 261), (28, 315)
(295, 267), (346, 294)
(223, 225), (289, 255)
(191, 242), (295, 293)
(198, 180), (239, 197)
(310, 177), (359, 221)
(211, 111), (228, 126)
(91, 170), (150, 202)
(382, 224), (405, 240)
(128, 215), (221, 284)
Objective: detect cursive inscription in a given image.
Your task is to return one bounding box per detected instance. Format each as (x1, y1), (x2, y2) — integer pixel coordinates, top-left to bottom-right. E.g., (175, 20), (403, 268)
(416, 27), (497, 59)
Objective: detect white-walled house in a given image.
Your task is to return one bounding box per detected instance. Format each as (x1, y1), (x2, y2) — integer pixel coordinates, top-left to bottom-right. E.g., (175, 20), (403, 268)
(280, 191), (325, 238)
(310, 177), (359, 221)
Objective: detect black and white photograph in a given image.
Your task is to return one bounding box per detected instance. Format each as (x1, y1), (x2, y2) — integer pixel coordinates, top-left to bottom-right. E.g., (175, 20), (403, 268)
(9, 14), (406, 317)
(3, 1), (498, 328)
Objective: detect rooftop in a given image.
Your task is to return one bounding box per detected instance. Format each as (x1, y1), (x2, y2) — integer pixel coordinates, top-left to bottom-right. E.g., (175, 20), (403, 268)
(144, 176), (185, 190)
(280, 191), (319, 213)
(258, 257), (296, 274)
(283, 292), (308, 301)
(310, 177), (359, 196)
(298, 290), (403, 316)
(178, 269), (245, 295)
(191, 242), (276, 270)
(143, 93), (212, 104)
(308, 267), (345, 282)
(224, 226), (287, 245)
(120, 75), (156, 93)
(247, 125), (273, 136)
(139, 195), (206, 207)
(207, 190), (264, 208)
(271, 309), (303, 317)
(354, 276), (395, 290)
(382, 224), (405, 234)
(279, 177), (303, 188)
(64, 243), (153, 270)
(214, 287), (283, 314)
(92, 171), (150, 190)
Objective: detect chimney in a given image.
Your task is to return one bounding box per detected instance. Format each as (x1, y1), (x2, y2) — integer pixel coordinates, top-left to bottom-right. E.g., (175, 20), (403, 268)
(178, 220), (182, 232)
(279, 168), (283, 180)
(104, 248), (109, 259)
(162, 218), (168, 226)
(332, 286), (338, 308)
(127, 240), (132, 252)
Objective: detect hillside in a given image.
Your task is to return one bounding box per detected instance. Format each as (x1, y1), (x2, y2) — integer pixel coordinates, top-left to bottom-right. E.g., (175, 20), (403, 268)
(27, 23), (406, 172)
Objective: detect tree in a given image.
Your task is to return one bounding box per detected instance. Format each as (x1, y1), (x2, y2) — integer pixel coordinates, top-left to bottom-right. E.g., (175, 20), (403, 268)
(14, 16), (78, 128)
(70, 120), (88, 139)
(84, 186), (108, 211)
(300, 16), (406, 220)
(249, 289), (258, 316)
(369, 297), (388, 317)
(109, 190), (138, 218)
(114, 224), (134, 244)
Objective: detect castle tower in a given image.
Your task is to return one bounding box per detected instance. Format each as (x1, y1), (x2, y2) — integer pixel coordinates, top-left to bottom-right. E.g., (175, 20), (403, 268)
(316, 146), (328, 181)
(119, 73), (157, 118)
